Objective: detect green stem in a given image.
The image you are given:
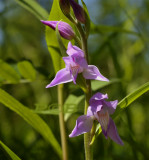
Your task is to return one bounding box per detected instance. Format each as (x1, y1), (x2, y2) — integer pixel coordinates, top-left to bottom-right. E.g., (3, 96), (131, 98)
(84, 82), (92, 160)
(58, 84), (68, 160)
(76, 21), (93, 160)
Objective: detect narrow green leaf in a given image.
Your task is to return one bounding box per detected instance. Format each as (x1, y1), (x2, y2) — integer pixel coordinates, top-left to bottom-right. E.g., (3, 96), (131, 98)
(0, 60), (20, 83)
(15, 0), (48, 20)
(90, 23), (139, 36)
(0, 89), (62, 158)
(0, 141), (21, 160)
(113, 81), (149, 118)
(34, 109), (60, 115)
(91, 79), (121, 91)
(17, 61), (36, 81)
(46, 0), (73, 73)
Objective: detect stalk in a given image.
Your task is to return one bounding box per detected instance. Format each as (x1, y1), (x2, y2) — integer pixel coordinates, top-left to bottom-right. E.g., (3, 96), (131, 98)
(84, 84), (92, 160)
(76, 21), (93, 160)
(58, 84), (68, 160)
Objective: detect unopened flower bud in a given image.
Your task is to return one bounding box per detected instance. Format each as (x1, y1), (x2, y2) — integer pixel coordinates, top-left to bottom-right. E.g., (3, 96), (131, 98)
(69, 0), (86, 24)
(59, 0), (70, 15)
(41, 20), (75, 40)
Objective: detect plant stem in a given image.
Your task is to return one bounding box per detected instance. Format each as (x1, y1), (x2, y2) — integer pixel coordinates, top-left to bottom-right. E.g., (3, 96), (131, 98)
(76, 21), (93, 160)
(58, 84), (68, 160)
(84, 83), (93, 160)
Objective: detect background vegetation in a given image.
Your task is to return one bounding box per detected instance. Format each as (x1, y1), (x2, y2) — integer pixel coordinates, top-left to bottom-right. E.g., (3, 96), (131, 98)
(0, 0), (149, 159)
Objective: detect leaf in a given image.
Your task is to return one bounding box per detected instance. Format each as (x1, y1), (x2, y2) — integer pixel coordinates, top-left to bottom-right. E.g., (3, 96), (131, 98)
(91, 79), (121, 91)
(64, 94), (84, 121)
(0, 89), (62, 158)
(15, 0), (48, 20)
(17, 61), (36, 81)
(0, 60), (20, 83)
(90, 23), (139, 36)
(0, 141), (21, 160)
(113, 81), (149, 118)
(46, 0), (73, 73)
(34, 109), (60, 115)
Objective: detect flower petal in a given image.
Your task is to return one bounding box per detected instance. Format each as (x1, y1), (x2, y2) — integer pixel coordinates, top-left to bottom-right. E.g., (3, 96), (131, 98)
(107, 118), (124, 145)
(69, 115), (93, 137)
(83, 65), (109, 81)
(87, 103), (102, 116)
(63, 57), (71, 68)
(89, 92), (108, 106)
(71, 54), (88, 68)
(67, 42), (84, 57)
(46, 68), (72, 88)
(103, 100), (118, 115)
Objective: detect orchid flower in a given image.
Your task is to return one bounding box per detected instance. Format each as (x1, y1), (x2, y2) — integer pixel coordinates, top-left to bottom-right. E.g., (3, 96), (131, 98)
(46, 42), (109, 88)
(41, 21), (75, 40)
(69, 92), (123, 145)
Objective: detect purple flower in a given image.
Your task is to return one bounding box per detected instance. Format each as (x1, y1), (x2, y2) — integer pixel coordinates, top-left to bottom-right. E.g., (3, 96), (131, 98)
(69, 0), (86, 23)
(69, 92), (123, 145)
(41, 20), (75, 40)
(46, 42), (109, 88)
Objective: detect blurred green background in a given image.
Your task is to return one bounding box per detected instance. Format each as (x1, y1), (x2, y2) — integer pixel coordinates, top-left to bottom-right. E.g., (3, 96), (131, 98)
(0, 0), (149, 159)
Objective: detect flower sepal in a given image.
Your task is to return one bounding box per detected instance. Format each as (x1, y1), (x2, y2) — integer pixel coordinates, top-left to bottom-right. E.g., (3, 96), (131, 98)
(59, 0), (70, 16)
(55, 22), (67, 57)
(76, 73), (87, 93)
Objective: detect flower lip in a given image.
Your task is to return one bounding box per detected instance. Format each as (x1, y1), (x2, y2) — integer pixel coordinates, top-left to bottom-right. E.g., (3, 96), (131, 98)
(96, 110), (110, 131)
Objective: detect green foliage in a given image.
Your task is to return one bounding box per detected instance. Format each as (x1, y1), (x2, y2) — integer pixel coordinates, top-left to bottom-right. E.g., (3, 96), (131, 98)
(91, 79), (121, 91)
(113, 81), (149, 118)
(0, 60), (20, 84)
(17, 61), (36, 81)
(15, 0), (48, 19)
(64, 94), (84, 121)
(0, 89), (62, 158)
(0, 141), (21, 160)
(90, 23), (139, 35)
